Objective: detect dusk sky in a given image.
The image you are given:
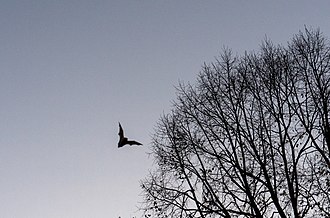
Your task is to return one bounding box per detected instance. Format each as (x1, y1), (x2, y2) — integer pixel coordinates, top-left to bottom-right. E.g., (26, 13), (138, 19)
(1, 1), (330, 218)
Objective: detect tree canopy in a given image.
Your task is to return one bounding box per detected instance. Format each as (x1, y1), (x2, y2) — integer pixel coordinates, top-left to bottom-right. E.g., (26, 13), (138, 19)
(141, 28), (330, 218)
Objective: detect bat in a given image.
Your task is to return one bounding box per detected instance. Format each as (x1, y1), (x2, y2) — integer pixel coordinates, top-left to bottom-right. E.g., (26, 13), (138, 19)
(118, 122), (142, 148)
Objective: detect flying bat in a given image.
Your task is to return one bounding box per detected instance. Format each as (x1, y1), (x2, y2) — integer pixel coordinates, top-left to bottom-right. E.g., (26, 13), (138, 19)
(118, 122), (142, 148)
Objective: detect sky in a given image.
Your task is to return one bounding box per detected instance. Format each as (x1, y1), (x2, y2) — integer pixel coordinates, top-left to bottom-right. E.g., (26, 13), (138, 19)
(1, 1), (330, 218)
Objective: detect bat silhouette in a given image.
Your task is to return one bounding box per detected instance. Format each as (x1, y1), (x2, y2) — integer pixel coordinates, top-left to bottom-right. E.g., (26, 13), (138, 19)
(118, 122), (142, 148)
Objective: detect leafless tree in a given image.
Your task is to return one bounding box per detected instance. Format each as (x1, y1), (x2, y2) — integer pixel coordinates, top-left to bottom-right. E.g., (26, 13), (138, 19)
(141, 28), (330, 218)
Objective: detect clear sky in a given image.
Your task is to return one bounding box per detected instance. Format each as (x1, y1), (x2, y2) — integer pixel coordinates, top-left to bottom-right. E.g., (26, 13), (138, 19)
(1, 1), (330, 218)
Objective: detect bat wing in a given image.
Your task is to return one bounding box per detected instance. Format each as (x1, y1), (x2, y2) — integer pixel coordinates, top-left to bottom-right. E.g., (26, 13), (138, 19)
(127, 140), (143, 146)
(118, 122), (124, 139)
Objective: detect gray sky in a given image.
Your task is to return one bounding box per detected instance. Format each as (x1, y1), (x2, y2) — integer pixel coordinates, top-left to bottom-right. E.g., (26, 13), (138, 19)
(1, 1), (330, 218)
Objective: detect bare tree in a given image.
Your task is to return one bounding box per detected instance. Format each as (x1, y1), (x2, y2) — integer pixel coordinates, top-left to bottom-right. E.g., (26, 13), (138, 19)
(141, 28), (330, 218)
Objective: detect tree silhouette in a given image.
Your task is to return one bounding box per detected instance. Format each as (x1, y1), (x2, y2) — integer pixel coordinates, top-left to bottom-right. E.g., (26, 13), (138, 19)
(141, 28), (330, 218)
